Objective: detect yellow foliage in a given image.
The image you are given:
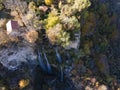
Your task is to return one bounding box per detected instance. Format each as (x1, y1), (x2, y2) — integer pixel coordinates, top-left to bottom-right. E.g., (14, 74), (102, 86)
(0, 3), (4, 10)
(67, 0), (74, 3)
(47, 32), (57, 43)
(28, 1), (37, 11)
(45, 13), (60, 29)
(46, 24), (62, 43)
(0, 19), (7, 28)
(98, 85), (108, 90)
(25, 30), (38, 43)
(26, 13), (34, 20)
(44, 0), (53, 5)
(19, 79), (29, 89)
(10, 10), (19, 17)
(0, 31), (10, 45)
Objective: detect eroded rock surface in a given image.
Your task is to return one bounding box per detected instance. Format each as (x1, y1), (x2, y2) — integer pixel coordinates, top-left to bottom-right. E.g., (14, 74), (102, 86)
(0, 42), (37, 70)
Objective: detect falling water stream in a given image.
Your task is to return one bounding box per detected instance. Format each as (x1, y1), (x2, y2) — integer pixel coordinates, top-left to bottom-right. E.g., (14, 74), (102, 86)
(60, 66), (63, 82)
(42, 47), (52, 74)
(38, 49), (47, 72)
(55, 47), (62, 63)
(37, 44), (65, 83)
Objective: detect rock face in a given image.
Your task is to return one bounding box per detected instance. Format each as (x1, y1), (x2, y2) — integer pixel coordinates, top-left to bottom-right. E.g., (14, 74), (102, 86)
(0, 42), (37, 70)
(0, 42), (37, 89)
(65, 32), (80, 50)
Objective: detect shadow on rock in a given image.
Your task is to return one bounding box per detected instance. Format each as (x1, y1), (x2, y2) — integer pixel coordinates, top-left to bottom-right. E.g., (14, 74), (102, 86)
(33, 65), (77, 90)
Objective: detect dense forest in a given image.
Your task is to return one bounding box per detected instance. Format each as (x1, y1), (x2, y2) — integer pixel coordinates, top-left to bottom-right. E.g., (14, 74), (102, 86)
(0, 0), (120, 90)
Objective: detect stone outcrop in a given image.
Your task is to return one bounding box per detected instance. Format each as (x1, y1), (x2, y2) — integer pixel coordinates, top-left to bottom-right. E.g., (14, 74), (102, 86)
(0, 42), (37, 70)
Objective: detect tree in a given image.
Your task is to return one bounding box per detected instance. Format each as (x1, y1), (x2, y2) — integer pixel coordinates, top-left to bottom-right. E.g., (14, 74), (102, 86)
(45, 0), (91, 47)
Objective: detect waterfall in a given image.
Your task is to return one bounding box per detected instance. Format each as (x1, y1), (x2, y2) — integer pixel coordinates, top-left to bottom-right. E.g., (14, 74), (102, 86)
(38, 49), (47, 72)
(42, 47), (52, 74)
(55, 48), (62, 63)
(60, 66), (63, 82)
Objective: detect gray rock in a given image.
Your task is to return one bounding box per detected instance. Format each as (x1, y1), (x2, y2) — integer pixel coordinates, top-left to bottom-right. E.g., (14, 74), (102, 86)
(0, 41), (37, 89)
(0, 42), (37, 70)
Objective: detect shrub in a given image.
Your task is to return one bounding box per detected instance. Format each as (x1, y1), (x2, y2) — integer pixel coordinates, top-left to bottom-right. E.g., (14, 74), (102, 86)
(0, 19), (7, 28)
(25, 30), (38, 43)
(0, 3), (4, 11)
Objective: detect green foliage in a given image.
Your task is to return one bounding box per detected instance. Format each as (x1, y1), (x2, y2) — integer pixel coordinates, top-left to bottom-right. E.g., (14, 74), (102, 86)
(61, 5), (75, 16)
(0, 0), (4, 3)
(60, 0), (91, 16)
(83, 11), (89, 19)
(66, 0), (74, 4)
(44, 0), (91, 47)
(28, 1), (37, 11)
(78, 49), (86, 58)
(81, 12), (96, 36)
(84, 43), (91, 55)
(24, 0), (43, 5)
(99, 39), (109, 53)
(61, 16), (80, 31)
(97, 4), (109, 14)
(0, 3), (4, 11)
(57, 31), (70, 47)
(33, 20), (44, 28)
(73, 0), (91, 12)
(2, 0), (91, 47)
(80, 0), (117, 57)
(36, 0), (43, 5)
(46, 23), (63, 43)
